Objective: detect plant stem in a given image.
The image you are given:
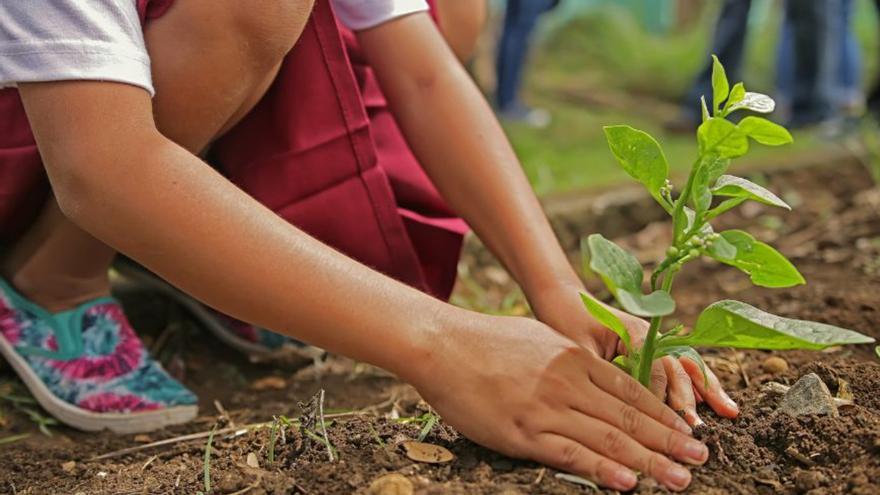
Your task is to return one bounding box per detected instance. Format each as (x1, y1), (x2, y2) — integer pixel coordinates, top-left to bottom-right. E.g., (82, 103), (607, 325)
(705, 196), (747, 221)
(636, 316), (663, 386)
(636, 268), (680, 386)
(671, 159), (701, 245)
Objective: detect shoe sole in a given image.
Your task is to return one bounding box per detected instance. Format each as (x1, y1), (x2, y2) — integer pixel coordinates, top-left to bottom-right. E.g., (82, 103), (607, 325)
(0, 333), (197, 434)
(113, 261), (323, 367)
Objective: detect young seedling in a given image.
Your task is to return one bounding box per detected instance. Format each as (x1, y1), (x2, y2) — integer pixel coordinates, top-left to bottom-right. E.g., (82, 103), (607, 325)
(581, 55), (876, 389)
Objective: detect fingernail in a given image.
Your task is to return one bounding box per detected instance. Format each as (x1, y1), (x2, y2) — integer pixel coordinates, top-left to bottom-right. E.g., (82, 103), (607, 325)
(612, 469), (637, 490)
(674, 417), (692, 435)
(667, 465), (692, 490)
(723, 392), (739, 412)
(683, 440), (708, 463)
(685, 409), (704, 427)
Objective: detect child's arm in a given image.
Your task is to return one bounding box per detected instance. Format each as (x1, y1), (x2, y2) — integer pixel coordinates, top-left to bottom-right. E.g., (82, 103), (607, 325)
(19, 80), (701, 491)
(356, 13), (739, 421)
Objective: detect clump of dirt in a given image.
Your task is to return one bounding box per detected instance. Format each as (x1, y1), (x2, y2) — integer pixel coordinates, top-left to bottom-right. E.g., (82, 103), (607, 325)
(1, 161), (879, 494)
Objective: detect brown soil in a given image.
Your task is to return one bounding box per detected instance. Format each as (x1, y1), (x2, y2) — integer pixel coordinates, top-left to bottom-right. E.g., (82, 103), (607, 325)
(2, 161), (879, 494)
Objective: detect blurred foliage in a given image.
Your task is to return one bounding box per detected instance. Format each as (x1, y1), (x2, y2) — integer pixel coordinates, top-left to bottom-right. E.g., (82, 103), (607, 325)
(538, 5), (711, 101)
(498, 0), (877, 196)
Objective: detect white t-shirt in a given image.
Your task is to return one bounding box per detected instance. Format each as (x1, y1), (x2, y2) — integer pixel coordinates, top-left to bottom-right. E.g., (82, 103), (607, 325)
(0, 0), (428, 96)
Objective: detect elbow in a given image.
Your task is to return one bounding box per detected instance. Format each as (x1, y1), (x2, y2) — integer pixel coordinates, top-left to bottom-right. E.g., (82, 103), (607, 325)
(47, 153), (102, 227)
(45, 130), (166, 228)
(50, 171), (98, 229)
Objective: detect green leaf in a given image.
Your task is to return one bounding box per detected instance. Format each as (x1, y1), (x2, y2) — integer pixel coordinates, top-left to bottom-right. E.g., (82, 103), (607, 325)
(617, 288), (676, 317)
(658, 345), (708, 387)
(698, 118), (749, 158)
(612, 354), (632, 372)
(727, 91), (775, 114)
(676, 300), (875, 350)
(691, 160), (714, 215)
(876, 345), (880, 361)
(580, 292), (632, 353)
(673, 205), (691, 241)
(716, 230), (804, 287)
(603, 126), (669, 201)
(712, 175), (790, 209)
(711, 55), (729, 115)
(700, 96), (710, 122)
(703, 156), (731, 184)
(586, 234), (676, 317)
(723, 82), (745, 114)
(738, 117), (793, 146)
(587, 234), (642, 293)
(706, 234), (737, 260)
(682, 206), (699, 233)
(681, 205), (715, 238)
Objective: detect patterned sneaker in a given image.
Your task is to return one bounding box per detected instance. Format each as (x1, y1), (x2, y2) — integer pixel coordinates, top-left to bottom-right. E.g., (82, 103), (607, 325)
(0, 278), (198, 434)
(114, 260), (324, 368)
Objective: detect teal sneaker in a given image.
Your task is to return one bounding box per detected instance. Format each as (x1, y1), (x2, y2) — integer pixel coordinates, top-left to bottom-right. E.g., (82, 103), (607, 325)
(114, 260), (324, 368)
(0, 278), (198, 434)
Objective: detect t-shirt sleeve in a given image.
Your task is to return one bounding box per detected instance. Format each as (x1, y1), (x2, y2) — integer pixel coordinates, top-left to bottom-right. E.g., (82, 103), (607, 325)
(0, 0), (154, 95)
(331, 0), (429, 31)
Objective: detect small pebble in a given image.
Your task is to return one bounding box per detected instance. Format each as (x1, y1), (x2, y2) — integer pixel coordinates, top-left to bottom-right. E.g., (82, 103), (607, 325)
(400, 441), (454, 464)
(794, 469), (827, 491)
(368, 473), (414, 495)
(246, 452), (260, 469)
(251, 375), (287, 391)
(133, 434), (153, 443)
(777, 373), (838, 418)
(763, 356), (789, 374)
(61, 461), (76, 474)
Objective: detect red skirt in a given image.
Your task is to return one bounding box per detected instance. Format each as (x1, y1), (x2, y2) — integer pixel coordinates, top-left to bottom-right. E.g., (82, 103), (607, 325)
(0, 0), (467, 299)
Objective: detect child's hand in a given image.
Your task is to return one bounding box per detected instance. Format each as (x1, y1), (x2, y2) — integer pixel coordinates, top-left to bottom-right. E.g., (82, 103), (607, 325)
(528, 281), (738, 427)
(411, 311), (706, 492)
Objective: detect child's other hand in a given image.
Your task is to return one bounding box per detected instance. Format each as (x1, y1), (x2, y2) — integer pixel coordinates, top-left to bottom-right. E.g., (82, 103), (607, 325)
(528, 282), (738, 427)
(411, 311), (706, 492)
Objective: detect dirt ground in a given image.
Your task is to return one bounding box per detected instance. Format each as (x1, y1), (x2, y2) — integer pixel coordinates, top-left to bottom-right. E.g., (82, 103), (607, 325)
(1, 160), (879, 494)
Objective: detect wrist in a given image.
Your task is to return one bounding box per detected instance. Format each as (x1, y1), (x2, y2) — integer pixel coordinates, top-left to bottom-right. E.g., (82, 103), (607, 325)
(383, 297), (472, 387)
(526, 275), (584, 316)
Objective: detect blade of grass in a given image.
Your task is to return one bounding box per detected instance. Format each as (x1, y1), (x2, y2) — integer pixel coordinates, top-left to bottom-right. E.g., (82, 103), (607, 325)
(0, 433), (30, 446)
(90, 411), (369, 461)
(302, 428), (338, 459)
(203, 424), (217, 493)
(417, 413), (438, 442)
(317, 390), (334, 462)
(367, 423), (385, 448)
(267, 417), (279, 466)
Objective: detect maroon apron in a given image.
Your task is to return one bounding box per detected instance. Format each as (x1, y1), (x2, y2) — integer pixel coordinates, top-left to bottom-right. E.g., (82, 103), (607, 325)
(0, 0), (467, 299)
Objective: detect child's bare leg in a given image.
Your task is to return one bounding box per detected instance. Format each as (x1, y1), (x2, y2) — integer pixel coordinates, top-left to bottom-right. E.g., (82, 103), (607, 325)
(2, 0), (312, 311)
(1, 199), (116, 311)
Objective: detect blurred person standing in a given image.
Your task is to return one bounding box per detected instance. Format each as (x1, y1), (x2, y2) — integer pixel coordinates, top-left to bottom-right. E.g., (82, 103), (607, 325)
(495, 0), (560, 127)
(666, 0), (752, 132)
(775, 0), (856, 130)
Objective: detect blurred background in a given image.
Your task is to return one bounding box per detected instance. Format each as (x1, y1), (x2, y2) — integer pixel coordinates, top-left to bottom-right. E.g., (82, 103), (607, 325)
(470, 0), (880, 196)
